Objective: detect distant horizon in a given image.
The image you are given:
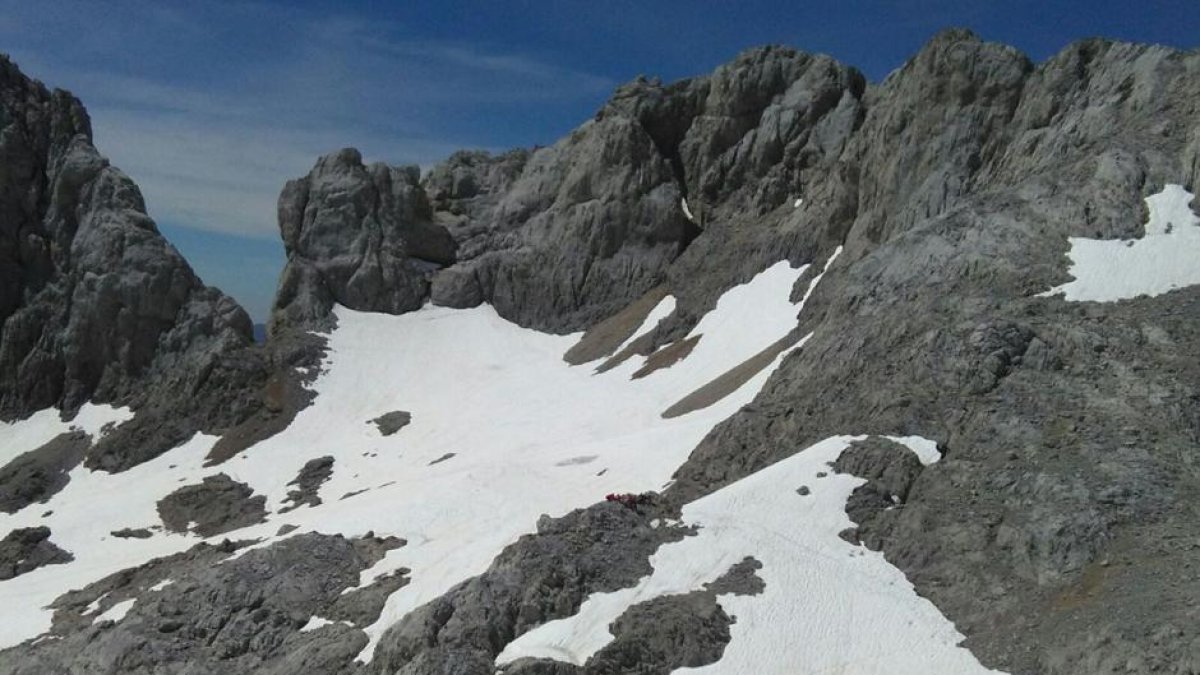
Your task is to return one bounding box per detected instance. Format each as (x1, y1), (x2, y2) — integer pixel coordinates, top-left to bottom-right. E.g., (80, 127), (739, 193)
(3, 1), (1197, 321)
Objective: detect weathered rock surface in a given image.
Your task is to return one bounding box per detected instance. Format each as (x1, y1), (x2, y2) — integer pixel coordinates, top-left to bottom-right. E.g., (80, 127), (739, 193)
(663, 31), (1200, 674)
(0, 430), (89, 513)
(200, 330), (327, 469)
(0, 54), (322, 476)
(0, 533), (404, 674)
(281, 455), (334, 512)
(0, 55), (254, 422)
(0, 526), (73, 580)
(368, 500), (692, 674)
(501, 556), (763, 675)
(369, 410), (412, 436)
(156, 473), (268, 537)
(269, 148), (456, 335)
(422, 47), (865, 334)
(833, 437), (928, 550)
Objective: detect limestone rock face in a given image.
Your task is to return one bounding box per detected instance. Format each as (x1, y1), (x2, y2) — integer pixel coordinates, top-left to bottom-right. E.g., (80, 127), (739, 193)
(422, 46), (866, 334)
(269, 148), (456, 335)
(665, 31), (1200, 673)
(0, 56), (253, 420)
(0, 56), (326, 475)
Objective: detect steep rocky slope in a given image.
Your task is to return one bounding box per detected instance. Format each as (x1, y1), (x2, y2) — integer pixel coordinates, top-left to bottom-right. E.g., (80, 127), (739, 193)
(0, 55), (254, 421)
(3, 28), (1200, 675)
(665, 33), (1200, 672)
(0, 54), (321, 491)
(0, 53), (277, 482)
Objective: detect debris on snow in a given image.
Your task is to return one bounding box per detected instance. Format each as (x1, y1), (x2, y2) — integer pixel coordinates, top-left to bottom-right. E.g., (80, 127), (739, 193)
(92, 598), (136, 625)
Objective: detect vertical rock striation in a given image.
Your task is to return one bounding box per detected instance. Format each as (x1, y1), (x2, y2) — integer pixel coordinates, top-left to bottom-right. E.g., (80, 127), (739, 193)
(269, 148), (456, 335)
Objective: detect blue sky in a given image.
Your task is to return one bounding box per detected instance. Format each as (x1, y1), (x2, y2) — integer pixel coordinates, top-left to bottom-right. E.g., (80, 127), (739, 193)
(2, 1), (1197, 321)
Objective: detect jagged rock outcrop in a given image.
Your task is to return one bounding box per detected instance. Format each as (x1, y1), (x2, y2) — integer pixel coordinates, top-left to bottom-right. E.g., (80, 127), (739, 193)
(269, 148), (456, 335)
(421, 47), (865, 334)
(664, 31), (1200, 673)
(424, 116), (698, 332)
(369, 500), (691, 674)
(0, 54), (311, 476)
(0, 55), (254, 420)
(276, 48), (864, 335)
(0, 526), (73, 580)
(156, 473), (268, 537)
(0, 534), (405, 675)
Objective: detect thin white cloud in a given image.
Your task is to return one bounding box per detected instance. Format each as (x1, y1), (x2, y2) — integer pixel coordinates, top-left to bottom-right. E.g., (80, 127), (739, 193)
(87, 108), (468, 238)
(0, 1), (614, 238)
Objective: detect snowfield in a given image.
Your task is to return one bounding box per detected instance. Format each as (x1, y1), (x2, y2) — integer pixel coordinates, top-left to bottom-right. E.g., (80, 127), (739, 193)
(0, 252), (1000, 673)
(1043, 184), (1200, 301)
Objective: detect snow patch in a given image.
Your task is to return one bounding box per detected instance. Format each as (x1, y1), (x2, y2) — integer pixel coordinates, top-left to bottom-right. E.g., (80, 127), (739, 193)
(148, 579), (173, 592)
(300, 615), (352, 632)
(93, 598), (136, 625)
(610, 295), (676, 360)
(83, 594), (108, 616)
(883, 435), (942, 465)
(793, 197), (803, 208)
(799, 245), (841, 309)
(1042, 184), (1200, 301)
(69, 403), (135, 440)
(497, 436), (1000, 674)
(681, 197), (697, 224)
(642, 259), (811, 395)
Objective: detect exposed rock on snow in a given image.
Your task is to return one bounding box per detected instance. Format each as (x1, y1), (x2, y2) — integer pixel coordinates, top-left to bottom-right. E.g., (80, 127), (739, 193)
(281, 456), (335, 512)
(0, 432), (90, 514)
(156, 474), (268, 537)
(498, 436), (999, 674)
(0, 403), (133, 512)
(833, 437), (928, 549)
(369, 411), (412, 437)
(110, 528), (153, 540)
(500, 558), (767, 674)
(0, 526), (73, 580)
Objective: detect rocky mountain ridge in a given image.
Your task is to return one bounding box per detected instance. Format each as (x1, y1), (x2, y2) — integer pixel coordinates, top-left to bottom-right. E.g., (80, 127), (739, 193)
(2, 28), (1200, 674)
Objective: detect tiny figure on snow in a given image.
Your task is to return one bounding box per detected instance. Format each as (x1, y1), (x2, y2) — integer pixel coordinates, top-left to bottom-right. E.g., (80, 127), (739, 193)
(605, 492), (654, 512)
